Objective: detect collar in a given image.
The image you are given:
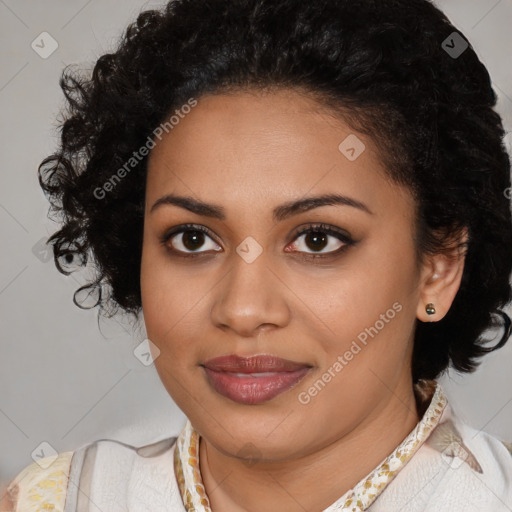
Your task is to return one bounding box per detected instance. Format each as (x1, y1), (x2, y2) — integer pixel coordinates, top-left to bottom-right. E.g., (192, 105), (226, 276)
(173, 380), (447, 512)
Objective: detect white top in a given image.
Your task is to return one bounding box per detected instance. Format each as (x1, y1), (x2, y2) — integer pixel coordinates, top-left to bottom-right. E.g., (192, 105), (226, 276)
(4, 380), (512, 511)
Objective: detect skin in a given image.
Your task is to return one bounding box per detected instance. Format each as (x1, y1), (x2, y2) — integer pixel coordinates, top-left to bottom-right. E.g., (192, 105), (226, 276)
(140, 87), (466, 512)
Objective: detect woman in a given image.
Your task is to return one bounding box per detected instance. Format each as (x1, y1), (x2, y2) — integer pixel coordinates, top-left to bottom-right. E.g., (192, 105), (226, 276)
(3, 0), (512, 510)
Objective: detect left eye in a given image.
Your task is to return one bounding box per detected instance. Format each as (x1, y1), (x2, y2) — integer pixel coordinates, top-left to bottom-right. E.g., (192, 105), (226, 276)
(287, 224), (352, 255)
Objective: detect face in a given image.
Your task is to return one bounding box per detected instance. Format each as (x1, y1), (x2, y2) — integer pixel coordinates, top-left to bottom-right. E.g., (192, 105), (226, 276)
(141, 88), (425, 462)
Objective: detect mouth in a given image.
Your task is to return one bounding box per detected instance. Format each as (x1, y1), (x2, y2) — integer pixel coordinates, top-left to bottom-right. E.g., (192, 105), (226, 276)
(201, 354), (312, 405)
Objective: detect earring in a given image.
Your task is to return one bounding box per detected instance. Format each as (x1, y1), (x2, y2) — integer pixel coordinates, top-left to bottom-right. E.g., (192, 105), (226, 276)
(426, 303), (436, 315)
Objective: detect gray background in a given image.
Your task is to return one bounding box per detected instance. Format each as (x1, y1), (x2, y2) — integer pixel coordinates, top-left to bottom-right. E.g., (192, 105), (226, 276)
(1, 0), (511, 487)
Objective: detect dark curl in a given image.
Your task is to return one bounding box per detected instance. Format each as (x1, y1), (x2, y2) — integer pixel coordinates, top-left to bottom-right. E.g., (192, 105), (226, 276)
(38, 0), (512, 381)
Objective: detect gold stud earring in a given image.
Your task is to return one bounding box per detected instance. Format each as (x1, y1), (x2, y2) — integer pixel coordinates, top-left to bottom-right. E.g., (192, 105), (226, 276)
(426, 303), (436, 315)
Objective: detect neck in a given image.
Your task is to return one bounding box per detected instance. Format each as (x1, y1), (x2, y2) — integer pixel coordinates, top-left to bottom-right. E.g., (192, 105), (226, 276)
(199, 377), (421, 512)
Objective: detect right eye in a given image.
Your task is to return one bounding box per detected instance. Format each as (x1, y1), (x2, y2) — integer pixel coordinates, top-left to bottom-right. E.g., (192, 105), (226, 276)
(159, 224), (222, 257)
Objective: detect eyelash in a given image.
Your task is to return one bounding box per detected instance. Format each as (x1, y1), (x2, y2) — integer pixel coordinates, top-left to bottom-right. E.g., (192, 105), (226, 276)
(158, 222), (355, 261)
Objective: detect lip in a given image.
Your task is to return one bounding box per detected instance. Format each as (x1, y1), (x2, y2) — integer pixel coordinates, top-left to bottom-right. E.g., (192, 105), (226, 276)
(202, 354), (312, 405)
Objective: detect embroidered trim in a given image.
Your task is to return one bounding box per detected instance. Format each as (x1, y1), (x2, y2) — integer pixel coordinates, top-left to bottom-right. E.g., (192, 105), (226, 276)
(174, 382), (447, 512)
(174, 421), (212, 512)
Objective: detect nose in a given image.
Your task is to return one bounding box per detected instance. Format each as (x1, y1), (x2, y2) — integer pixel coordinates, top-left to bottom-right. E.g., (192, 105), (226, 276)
(210, 251), (291, 337)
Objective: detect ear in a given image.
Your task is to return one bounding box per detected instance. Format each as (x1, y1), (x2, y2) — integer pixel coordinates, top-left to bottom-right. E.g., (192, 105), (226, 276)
(416, 227), (468, 323)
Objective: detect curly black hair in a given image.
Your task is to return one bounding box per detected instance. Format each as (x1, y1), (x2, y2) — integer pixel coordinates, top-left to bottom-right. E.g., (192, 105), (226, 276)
(38, 0), (512, 382)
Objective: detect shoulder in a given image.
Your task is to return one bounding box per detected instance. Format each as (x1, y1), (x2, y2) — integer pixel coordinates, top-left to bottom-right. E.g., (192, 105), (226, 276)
(426, 412), (512, 510)
(1, 436), (179, 512)
(1, 451), (74, 512)
(453, 416), (512, 478)
(475, 428), (512, 483)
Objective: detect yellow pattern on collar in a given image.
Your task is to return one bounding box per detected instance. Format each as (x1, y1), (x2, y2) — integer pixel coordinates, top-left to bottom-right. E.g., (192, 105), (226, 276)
(4, 451), (74, 512)
(174, 420), (212, 512)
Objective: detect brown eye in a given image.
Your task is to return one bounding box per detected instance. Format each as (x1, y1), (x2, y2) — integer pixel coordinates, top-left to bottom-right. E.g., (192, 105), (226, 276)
(160, 224), (222, 256)
(181, 230), (206, 251)
(169, 230), (221, 254)
(303, 231), (329, 252)
(288, 223), (352, 256)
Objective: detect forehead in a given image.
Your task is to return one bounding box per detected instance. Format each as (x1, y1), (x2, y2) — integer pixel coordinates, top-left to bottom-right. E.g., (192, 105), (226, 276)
(148, 88), (365, 161)
(145, 89), (413, 219)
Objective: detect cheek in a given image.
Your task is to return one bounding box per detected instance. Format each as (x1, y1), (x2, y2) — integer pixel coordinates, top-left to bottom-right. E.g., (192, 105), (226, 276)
(315, 228), (418, 360)
(141, 259), (203, 404)
(311, 256), (405, 331)
(140, 246), (210, 364)
(140, 243), (181, 346)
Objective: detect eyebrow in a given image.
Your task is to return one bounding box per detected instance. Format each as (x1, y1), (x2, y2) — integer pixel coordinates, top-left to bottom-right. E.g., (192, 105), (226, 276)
(150, 193), (373, 221)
